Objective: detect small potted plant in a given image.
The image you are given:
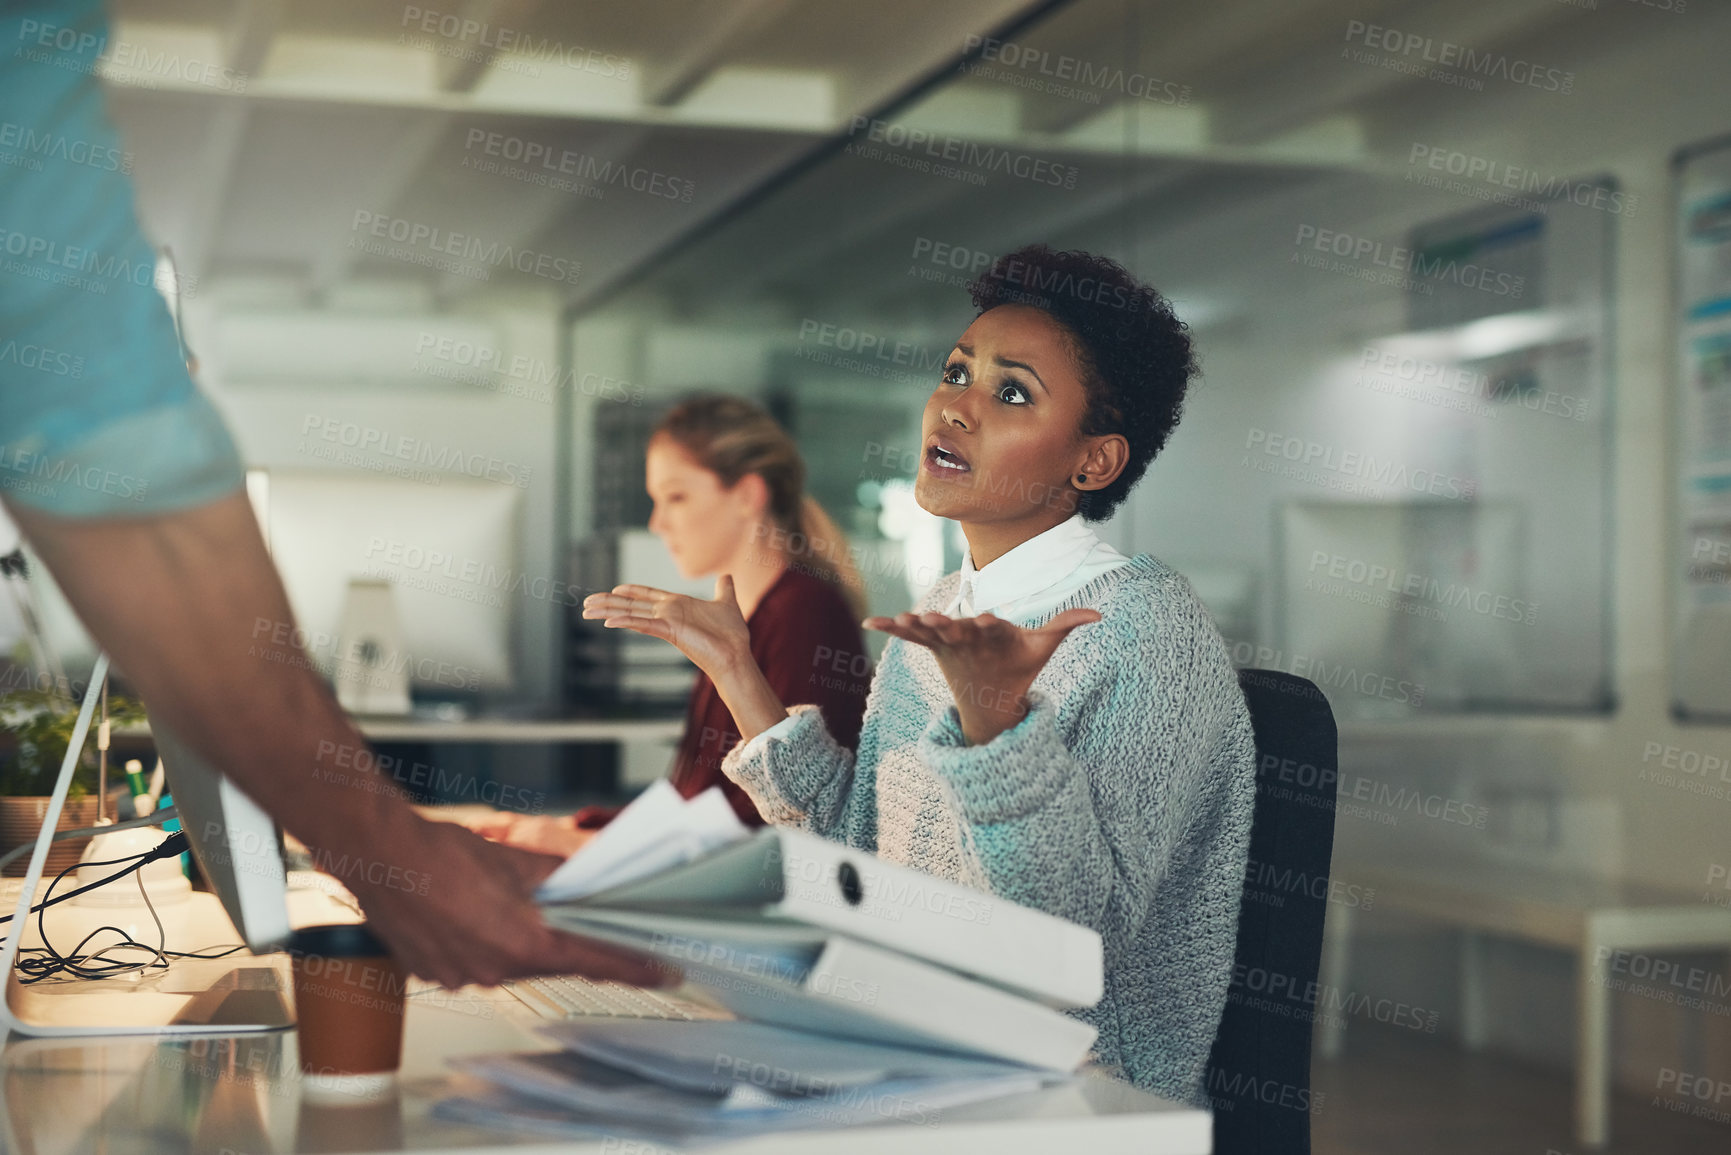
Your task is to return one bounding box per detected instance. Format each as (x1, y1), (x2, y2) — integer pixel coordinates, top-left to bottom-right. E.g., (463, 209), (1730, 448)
(0, 685), (147, 877)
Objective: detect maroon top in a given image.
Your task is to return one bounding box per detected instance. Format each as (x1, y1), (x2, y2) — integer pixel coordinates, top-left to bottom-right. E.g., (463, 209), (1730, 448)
(576, 565), (870, 828)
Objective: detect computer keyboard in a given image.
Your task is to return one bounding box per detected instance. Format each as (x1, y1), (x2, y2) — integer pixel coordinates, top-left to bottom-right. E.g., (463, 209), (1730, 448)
(505, 975), (729, 1021)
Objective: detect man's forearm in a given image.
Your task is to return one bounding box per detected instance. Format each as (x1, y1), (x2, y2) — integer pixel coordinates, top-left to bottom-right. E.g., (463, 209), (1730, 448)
(4, 491), (420, 860)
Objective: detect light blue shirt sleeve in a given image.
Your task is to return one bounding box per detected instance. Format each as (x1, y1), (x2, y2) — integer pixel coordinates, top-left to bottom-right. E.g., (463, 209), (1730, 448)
(0, 0), (244, 517)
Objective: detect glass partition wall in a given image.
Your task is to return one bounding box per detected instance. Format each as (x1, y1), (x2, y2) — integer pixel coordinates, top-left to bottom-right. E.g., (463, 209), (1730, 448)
(569, 0), (1615, 720)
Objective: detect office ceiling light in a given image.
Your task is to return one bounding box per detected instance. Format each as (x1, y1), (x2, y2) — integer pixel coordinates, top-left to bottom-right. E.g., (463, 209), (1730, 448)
(1369, 309), (1578, 364)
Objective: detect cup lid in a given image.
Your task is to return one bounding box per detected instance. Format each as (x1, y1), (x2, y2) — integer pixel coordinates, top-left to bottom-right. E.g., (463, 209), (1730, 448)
(286, 923), (389, 959)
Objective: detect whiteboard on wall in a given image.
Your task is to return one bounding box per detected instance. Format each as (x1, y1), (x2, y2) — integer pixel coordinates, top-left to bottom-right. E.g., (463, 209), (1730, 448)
(1673, 135), (1731, 718)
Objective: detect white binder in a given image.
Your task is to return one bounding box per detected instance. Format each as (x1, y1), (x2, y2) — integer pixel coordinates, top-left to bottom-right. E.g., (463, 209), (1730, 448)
(557, 825), (1104, 1010)
(540, 908), (1099, 1071)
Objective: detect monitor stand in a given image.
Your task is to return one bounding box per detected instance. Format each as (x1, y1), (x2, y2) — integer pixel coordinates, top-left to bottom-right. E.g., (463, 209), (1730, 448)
(0, 654), (292, 1037)
(332, 578), (412, 716)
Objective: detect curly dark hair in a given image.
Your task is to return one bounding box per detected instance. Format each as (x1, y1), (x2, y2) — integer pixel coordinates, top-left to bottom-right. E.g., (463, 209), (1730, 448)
(966, 243), (1198, 522)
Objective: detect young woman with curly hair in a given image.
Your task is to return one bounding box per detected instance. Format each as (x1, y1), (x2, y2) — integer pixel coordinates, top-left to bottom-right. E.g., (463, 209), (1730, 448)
(583, 245), (1256, 1107)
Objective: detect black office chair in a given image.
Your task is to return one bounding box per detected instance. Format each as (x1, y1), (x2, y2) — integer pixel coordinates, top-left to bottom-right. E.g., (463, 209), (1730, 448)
(1204, 669), (1339, 1155)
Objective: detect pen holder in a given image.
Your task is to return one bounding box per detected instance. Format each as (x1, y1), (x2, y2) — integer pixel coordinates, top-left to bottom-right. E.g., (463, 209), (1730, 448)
(287, 924), (408, 1090)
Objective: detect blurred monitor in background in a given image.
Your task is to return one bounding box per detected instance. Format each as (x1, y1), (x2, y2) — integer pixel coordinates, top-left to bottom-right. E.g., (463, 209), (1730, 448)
(247, 470), (521, 709)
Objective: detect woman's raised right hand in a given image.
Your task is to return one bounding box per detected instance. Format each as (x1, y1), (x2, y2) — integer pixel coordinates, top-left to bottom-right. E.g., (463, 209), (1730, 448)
(582, 574), (752, 680)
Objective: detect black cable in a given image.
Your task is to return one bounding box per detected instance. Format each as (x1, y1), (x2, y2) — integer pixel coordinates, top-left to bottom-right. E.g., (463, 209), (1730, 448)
(18, 933), (245, 984)
(0, 832), (188, 925)
(21, 868), (166, 983)
(9, 832), (246, 983)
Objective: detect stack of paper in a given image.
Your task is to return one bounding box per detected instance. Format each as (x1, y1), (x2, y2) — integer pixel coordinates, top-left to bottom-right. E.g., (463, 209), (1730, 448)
(436, 1019), (1055, 1143)
(535, 780), (750, 902)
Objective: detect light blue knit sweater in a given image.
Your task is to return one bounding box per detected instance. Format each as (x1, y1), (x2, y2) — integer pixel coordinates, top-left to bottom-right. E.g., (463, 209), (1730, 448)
(720, 552), (1258, 1107)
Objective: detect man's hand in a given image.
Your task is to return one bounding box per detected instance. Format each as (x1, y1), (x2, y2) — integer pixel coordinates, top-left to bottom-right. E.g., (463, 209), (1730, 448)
(865, 608), (1101, 745)
(346, 812), (661, 990)
(465, 810), (594, 858)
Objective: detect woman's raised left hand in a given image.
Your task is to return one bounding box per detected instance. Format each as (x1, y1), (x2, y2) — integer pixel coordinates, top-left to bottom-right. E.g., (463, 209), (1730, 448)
(864, 608), (1101, 745)
(582, 575), (753, 682)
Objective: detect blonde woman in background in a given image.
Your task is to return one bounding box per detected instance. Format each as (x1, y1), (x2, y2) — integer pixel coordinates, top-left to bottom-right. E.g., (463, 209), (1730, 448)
(477, 394), (871, 853)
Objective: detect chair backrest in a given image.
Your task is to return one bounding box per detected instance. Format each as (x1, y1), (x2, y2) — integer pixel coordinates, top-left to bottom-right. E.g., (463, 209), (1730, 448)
(1205, 669), (1339, 1155)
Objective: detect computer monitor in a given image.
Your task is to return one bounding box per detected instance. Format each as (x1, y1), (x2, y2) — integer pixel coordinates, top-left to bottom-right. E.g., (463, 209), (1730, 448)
(250, 469), (522, 700)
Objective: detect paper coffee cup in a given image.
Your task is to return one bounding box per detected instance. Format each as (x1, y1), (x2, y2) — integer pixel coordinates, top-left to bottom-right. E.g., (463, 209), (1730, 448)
(288, 924), (407, 1079)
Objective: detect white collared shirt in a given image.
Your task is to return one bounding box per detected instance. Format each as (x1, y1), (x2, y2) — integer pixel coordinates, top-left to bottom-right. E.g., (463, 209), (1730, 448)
(943, 514), (1131, 624)
(736, 516), (1130, 758)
